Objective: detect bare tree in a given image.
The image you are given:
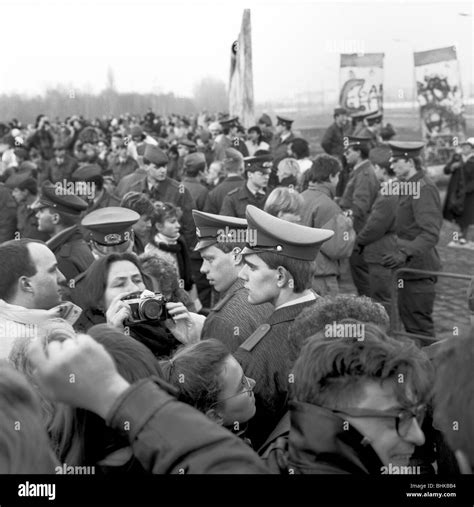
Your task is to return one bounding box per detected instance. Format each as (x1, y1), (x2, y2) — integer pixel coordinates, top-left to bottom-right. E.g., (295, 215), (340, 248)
(193, 77), (227, 112)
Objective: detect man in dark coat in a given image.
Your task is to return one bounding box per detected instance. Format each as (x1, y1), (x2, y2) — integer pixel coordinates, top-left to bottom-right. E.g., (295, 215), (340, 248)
(33, 181), (94, 283)
(270, 117), (295, 190)
(107, 141), (139, 184)
(321, 107), (349, 160)
(115, 145), (197, 251)
(71, 164), (121, 213)
(203, 149), (245, 214)
(11, 177), (49, 241)
(321, 108), (351, 197)
(443, 139), (474, 244)
(181, 152), (209, 211)
(271, 116), (295, 167)
(233, 205), (333, 448)
(356, 146), (398, 314)
(220, 155), (271, 219)
(442, 152), (465, 235)
(0, 182), (18, 243)
(258, 113), (274, 145)
(192, 210), (273, 351)
(340, 136), (380, 296)
(46, 142), (79, 183)
(458, 139), (474, 241)
(381, 141), (443, 338)
(214, 117), (249, 161)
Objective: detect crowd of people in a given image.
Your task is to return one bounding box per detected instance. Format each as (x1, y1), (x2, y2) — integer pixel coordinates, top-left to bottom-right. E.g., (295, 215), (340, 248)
(0, 107), (473, 475)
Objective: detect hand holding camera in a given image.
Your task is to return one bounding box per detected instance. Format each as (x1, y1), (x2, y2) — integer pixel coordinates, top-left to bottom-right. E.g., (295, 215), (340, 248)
(106, 292), (133, 331)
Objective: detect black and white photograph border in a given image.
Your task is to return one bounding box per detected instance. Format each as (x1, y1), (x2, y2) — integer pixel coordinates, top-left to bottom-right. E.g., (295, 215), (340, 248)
(0, 0), (473, 505)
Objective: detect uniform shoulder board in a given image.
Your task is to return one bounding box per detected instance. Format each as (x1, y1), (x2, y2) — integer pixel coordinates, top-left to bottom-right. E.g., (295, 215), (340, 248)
(239, 323), (271, 352)
(58, 243), (72, 257)
(227, 187), (240, 196)
(211, 291), (233, 312)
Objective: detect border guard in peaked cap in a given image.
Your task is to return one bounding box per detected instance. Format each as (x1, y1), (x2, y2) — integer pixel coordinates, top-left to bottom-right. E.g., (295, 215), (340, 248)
(192, 209), (274, 353)
(383, 139), (442, 339)
(241, 205), (333, 261)
(81, 207), (140, 258)
(233, 206), (333, 448)
(31, 181), (94, 282)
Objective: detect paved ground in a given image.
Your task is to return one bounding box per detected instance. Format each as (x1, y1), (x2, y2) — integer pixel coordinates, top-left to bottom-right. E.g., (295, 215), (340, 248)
(337, 187), (474, 340)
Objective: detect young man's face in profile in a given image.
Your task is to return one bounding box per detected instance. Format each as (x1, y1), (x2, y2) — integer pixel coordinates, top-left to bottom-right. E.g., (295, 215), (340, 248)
(238, 253), (280, 305)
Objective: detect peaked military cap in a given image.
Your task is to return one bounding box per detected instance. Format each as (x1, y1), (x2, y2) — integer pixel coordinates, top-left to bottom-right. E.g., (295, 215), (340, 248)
(344, 135), (373, 149)
(350, 110), (373, 121)
(366, 110), (383, 126)
(81, 207), (140, 246)
(220, 116), (239, 128)
(130, 126), (145, 140)
(72, 163), (102, 182)
(244, 154), (273, 173)
(258, 113), (272, 127)
(276, 116), (294, 128)
(334, 107), (347, 116)
(461, 137), (474, 148)
(388, 141), (425, 160)
(369, 145), (392, 169)
(184, 152), (206, 172)
(177, 139), (197, 149)
(241, 205), (334, 261)
(31, 181), (88, 215)
(192, 210), (248, 251)
(143, 144), (168, 166)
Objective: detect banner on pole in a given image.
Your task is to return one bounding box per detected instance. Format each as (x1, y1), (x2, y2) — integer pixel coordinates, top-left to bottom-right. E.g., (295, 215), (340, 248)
(414, 46), (466, 148)
(229, 9), (254, 129)
(339, 53), (384, 115)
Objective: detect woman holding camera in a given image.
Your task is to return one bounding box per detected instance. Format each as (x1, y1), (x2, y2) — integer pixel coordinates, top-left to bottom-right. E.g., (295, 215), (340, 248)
(71, 252), (203, 358)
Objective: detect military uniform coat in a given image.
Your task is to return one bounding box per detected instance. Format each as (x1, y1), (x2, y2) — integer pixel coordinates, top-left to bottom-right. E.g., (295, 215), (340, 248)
(0, 183), (17, 243)
(16, 196), (49, 241)
(46, 155), (79, 183)
(203, 175), (245, 215)
(339, 160), (379, 233)
(201, 278), (273, 352)
(108, 155), (139, 184)
(357, 187), (398, 265)
(182, 177), (209, 211)
(271, 132), (295, 167)
(214, 136), (249, 161)
(86, 189), (121, 213)
(459, 154), (474, 229)
(46, 225), (95, 282)
(233, 299), (317, 449)
(220, 184), (268, 219)
(395, 171), (442, 279)
(321, 122), (349, 160)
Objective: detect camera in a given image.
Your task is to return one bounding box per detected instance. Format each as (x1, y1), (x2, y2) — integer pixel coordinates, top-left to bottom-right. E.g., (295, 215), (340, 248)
(121, 290), (170, 325)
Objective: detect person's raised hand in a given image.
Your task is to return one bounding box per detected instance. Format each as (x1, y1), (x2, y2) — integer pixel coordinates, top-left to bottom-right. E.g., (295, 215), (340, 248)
(165, 302), (201, 346)
(28, 334), (130, 419)
(105, 292), (133, 331)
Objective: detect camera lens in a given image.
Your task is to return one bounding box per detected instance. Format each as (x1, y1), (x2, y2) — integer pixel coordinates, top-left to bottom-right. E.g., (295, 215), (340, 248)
(140, 299), (163, 320)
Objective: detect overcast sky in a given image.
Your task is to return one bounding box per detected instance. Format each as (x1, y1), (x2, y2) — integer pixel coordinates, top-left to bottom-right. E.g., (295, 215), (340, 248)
(1, 0), (472, 101)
